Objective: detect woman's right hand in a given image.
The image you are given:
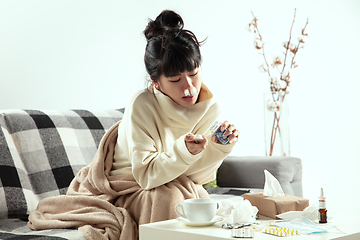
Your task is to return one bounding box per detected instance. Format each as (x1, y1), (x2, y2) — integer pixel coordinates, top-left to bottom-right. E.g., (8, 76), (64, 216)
(184, 134), (208, 155)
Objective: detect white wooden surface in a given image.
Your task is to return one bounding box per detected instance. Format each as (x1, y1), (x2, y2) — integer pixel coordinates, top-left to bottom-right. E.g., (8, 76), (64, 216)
(139, 214), (360, 240)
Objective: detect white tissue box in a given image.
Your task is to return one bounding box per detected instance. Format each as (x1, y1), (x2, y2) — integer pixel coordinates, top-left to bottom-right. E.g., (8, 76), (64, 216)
(243, 192), (309, 219)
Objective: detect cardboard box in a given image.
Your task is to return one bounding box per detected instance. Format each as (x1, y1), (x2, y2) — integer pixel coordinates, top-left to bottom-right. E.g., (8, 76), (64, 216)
(243, 192), (309, 219)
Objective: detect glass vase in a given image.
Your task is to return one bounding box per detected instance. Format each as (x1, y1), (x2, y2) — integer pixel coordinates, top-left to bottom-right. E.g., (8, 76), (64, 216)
(264, 91), (290, 156)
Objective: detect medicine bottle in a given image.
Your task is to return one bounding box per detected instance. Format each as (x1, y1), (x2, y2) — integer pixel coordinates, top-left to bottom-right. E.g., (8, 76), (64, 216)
(210, 121), (229, 145)
(318, 188), (327, 223)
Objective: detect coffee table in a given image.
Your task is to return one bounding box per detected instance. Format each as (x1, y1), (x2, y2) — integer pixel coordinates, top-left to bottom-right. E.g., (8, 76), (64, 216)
(139, 214), (360, 240)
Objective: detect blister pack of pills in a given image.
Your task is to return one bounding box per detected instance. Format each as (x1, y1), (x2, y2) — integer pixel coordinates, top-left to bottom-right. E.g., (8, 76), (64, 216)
(262, 227), (299, 237)
(232, 227), (254, 238)
(210, 121), (229, 145)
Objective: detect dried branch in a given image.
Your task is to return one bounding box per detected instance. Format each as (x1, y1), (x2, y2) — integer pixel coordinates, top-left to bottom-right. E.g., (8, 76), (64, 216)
(289, 18), (309, 69)
(281, 8), (297, 78)
(251, 11), (271, 77)
(247, 9), (309, 156)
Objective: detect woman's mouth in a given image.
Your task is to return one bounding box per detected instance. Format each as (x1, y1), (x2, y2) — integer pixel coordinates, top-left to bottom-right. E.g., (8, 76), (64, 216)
(182, 96), (195, 102)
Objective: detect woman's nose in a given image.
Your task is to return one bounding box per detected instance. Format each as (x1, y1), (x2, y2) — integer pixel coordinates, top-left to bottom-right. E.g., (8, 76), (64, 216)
(183, 76), (193, 89)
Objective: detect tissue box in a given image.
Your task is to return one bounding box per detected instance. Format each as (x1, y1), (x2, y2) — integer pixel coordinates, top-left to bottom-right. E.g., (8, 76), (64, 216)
(243, 192), (309, 219)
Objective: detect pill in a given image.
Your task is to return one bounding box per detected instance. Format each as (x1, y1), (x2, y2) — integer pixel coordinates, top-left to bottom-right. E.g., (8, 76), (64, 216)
(193, 135), (203, 141)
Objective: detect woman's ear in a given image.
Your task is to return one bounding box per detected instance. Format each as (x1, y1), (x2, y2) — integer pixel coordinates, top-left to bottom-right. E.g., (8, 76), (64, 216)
(152, 78), (160, 90)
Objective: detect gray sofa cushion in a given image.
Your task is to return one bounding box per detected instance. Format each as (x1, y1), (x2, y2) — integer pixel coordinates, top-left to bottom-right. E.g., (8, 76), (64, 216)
(217, 156), (303, 197)
(0, 109), (124, 219)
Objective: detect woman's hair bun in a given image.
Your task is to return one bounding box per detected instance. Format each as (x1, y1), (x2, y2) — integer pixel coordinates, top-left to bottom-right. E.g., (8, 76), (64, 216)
(144, 10), (184, 40)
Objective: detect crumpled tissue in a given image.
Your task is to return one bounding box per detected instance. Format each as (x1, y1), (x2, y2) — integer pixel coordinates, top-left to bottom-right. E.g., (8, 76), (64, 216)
(263, 169), (285, 197)
(216, 198), (258, 225)
(276, 203), (319, 221)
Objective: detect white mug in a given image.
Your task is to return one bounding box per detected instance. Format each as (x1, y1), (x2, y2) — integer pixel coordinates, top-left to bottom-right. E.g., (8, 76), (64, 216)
(175, 198), (217, 222)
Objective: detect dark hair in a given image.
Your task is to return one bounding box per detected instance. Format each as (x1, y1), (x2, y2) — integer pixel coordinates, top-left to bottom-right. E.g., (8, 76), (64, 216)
(144, 10), (203, 80)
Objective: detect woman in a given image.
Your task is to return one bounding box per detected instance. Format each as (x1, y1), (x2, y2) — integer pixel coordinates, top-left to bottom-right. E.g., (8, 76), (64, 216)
(110, 10), (239, 190)
(28, 10), (239, 240)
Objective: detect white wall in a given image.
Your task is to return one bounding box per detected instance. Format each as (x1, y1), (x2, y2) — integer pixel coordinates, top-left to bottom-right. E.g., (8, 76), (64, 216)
(1, 0), (360, 215)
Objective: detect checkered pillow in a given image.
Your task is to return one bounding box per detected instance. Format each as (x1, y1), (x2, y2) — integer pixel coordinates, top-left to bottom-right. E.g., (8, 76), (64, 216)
(0, 109), (124, 219)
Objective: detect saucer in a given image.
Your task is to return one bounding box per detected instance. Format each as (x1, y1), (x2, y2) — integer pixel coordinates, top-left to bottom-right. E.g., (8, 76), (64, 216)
(176, 216), (223, 227)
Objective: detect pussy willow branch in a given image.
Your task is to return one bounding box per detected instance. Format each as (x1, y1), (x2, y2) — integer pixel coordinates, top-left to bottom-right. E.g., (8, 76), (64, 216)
(250, 10), (292, 155)
(270, 111), (283, 156)
(281, 8), (297, 78)
(251, 11), (271, 78)
(250, 10), (309, 156)
(282, 17), (309, 96)
(262, 45), (271, 78)
(270, 115), (277, 156)
(289, 18), (309, 69)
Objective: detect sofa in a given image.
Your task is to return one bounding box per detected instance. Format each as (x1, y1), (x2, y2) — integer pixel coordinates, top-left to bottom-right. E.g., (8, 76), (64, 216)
(0, 109), (303, 239)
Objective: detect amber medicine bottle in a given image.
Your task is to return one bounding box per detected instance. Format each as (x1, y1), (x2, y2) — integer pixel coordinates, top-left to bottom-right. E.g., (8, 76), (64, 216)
(318, 188), (327, 223)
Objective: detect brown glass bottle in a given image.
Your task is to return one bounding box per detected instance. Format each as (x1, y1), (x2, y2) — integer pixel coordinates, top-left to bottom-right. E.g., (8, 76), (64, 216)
(319, 208), (327, 223)
(318, 188), (327, 223)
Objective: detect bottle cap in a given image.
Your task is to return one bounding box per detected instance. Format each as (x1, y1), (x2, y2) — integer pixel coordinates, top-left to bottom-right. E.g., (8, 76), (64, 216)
(210, 121), (222, 133)
(318, 187), (326, 209)
(319, 187), (325, 199)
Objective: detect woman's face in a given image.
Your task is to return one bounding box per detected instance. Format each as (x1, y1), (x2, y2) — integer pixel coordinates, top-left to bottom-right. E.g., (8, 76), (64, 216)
(155, 66), (202, 108)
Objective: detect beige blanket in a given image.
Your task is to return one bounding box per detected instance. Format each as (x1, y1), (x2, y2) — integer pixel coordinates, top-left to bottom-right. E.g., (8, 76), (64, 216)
(28, 121), (209, 240)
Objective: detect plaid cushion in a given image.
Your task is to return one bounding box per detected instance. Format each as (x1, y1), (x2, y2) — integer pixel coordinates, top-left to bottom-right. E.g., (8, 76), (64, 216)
(0, 232), (67, 240)
(0, 218), (86, 239)
(0, 109), (124, 219)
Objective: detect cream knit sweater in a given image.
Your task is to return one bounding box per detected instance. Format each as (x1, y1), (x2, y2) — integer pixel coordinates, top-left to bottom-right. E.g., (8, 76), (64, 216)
(110, 84), (235, 189)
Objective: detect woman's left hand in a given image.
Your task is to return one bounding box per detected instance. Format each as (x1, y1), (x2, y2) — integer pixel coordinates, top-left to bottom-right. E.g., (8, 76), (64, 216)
(185, 134), (208, 155)
(211, 120), (240, 144)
